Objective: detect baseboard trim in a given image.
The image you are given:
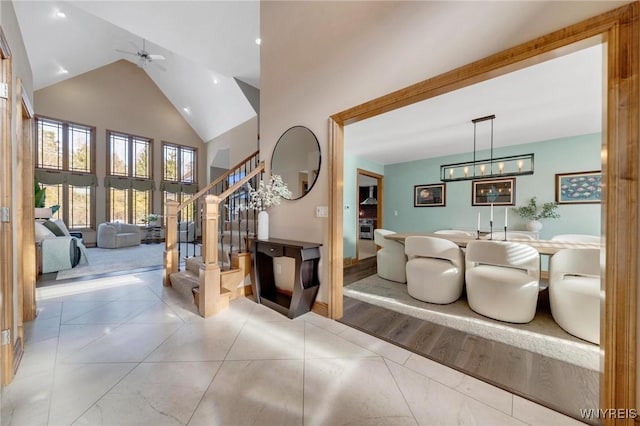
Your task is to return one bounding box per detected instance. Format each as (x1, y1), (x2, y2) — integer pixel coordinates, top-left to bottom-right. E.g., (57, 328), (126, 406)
(312, 301), (329, 317)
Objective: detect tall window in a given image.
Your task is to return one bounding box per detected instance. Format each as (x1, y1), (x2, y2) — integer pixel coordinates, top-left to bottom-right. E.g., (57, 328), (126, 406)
(163, 143), (196, 183)
(107, 131), (153, 224)
(36, 117), (95, 229)
(162, 142), (198, 217)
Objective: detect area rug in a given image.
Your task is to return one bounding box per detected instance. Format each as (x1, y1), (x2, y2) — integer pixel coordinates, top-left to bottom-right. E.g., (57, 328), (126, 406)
(56, 243), (201, 280)
(344, 274), (599, 371)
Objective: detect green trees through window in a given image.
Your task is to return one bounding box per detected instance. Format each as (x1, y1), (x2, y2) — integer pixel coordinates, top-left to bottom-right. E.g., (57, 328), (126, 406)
(107, 131), (153, 225)
(36, 117), (94, 229)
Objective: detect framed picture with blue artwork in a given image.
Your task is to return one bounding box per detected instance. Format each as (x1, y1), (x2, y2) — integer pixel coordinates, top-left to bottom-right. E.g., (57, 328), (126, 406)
(555, 170), (602, 204)
(472, 178), (515, 206)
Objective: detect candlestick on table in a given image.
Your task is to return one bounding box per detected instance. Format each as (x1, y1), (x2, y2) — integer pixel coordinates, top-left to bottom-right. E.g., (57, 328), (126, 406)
(490, 203), (494, 221)
(477, 212), (481, 239)
(504, 207), (508, 227)
(489, 220), (493, 240)
(503, 226), (508, 241)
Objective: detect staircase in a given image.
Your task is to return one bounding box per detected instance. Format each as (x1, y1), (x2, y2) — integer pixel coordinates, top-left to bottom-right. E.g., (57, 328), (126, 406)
(163, 151), (264, 317)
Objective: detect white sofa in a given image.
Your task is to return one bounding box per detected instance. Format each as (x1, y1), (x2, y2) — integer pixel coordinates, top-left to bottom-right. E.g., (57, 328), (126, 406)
(178, 221), (196, 243)
(97, 222), (141, 248)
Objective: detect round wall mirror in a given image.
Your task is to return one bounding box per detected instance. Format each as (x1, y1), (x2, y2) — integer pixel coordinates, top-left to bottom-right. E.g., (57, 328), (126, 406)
(271, 126), (321, 200)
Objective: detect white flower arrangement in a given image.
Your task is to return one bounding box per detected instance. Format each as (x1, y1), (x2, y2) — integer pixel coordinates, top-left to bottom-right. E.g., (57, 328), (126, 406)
(244, 174), (292, 211)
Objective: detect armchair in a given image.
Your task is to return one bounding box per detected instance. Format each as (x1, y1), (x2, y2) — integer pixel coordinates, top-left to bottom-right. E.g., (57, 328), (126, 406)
(35, 220), (87, 273)
(549, 248), (600, 344)
(465, 240), (540, 323)
(374, 229), (407, 283)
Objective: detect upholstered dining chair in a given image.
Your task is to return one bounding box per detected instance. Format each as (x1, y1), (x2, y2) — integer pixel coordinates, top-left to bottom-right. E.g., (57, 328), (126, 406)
(549, 248), (600, 344)
(551, 234), (600, 244)
(405, 236), (465, 304)
(374, 229), (407, 283)
(465, 240), (540, 323)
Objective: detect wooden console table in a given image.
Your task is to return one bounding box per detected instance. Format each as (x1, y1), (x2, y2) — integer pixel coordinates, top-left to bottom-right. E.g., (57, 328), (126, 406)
(252, 238), (321, 319)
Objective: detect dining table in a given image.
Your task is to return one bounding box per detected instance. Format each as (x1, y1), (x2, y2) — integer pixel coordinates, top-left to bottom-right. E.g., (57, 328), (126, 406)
(384, 232), (600, 256)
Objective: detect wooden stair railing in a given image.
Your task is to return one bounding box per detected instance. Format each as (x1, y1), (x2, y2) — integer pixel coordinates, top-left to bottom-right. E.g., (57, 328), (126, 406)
(164, 159), (265, 317)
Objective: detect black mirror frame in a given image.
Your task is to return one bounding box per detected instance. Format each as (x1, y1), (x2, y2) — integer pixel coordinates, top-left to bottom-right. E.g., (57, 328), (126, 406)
(270, 125), (321, 201)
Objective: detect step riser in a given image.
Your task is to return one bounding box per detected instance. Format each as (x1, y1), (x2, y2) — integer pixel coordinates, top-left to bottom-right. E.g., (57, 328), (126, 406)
(169, 270), (199, 301)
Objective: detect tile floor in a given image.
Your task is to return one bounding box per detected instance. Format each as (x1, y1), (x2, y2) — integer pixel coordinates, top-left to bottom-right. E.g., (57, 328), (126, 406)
(1, 269), (586, 425)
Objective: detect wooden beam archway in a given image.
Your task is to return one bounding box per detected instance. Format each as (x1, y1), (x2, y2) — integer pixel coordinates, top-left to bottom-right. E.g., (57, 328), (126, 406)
(328, 3), (639, 423)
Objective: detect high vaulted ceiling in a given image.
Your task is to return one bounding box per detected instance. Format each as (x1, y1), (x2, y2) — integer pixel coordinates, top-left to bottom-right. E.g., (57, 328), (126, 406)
(13, 0), (260, 142)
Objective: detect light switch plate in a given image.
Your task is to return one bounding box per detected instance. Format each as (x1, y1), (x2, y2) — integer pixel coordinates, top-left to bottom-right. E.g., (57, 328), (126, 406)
(316, 206), (329, 218)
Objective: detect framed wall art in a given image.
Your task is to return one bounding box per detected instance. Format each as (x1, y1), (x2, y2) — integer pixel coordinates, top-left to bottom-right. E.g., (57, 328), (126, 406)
(472, 178), (515, 206)
(555, 170), (602, 204)
(414, 183), (446, 207)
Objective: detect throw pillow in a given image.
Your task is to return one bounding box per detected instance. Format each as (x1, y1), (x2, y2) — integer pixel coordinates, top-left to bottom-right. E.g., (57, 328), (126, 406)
(42, 220), (65, 237)
(35, 222), (56, 242)
(52, 219), (71, 236)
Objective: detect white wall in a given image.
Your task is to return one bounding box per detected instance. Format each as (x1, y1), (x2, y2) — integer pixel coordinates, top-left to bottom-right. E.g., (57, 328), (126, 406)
(260, 1), (629, 305)
(206, 116), (257, 181)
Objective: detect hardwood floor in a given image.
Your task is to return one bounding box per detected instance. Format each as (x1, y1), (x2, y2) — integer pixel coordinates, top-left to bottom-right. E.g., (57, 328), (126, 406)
(340, 296), (598, 425)
(343, 256), (376, 285)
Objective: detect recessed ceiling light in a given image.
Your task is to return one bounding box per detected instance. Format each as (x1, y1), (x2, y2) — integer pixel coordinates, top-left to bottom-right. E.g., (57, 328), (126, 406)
(55, 10), (66, 18)
(213, 78), (219, 85)
(59, 67), (69, 75)
(183, 107), (191, 114)
(255, 38), (262, 45)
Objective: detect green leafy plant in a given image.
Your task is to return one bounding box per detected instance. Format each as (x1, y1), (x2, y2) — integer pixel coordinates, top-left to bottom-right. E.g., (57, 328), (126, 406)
(34, 179), (46, 208)
(513, 196), (560, 221)
(141, 213), (160, 224)
(34, 179), (60, 214)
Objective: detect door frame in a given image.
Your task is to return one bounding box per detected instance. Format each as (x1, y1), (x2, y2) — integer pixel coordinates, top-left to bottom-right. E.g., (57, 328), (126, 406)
(354, 169), (383, 263)
(328, 3), (639, 421)
(0, 25), (14, 386)
(17, 79), (35, 328)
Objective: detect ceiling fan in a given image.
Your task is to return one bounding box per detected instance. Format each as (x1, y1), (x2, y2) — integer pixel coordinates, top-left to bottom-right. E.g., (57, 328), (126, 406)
(117, 39), (166, 71)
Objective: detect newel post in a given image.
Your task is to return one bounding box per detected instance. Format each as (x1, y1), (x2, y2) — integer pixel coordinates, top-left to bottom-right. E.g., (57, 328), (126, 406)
(163, 200), (179, 286)
(199, 194), (226, 316)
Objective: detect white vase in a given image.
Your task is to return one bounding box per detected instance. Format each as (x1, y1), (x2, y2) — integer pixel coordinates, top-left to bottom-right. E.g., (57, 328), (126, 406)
(526, 220), (543, 232)
(257, 210), (269, 240)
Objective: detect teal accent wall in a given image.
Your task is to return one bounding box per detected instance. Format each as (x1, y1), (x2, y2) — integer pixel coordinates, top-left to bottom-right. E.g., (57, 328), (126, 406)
(343, 154), (384, 260)
(383, 133), (601, 241)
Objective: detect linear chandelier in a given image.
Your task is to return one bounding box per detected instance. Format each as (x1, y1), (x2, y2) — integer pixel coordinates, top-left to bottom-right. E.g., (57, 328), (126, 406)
(440, 114), (534, 182)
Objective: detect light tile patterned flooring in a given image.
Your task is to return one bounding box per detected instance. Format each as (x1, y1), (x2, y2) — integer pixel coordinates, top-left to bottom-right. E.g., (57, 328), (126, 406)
(1, 270), (585, 425)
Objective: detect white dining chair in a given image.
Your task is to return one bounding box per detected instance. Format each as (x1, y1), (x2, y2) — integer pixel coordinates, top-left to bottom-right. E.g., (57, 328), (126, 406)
(374, 229), (407, 283)
(405, 236), (465, 304)
(549, 248), (600, 344)
(551, 234), (600, 244)
(465, 240), (540, 323)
